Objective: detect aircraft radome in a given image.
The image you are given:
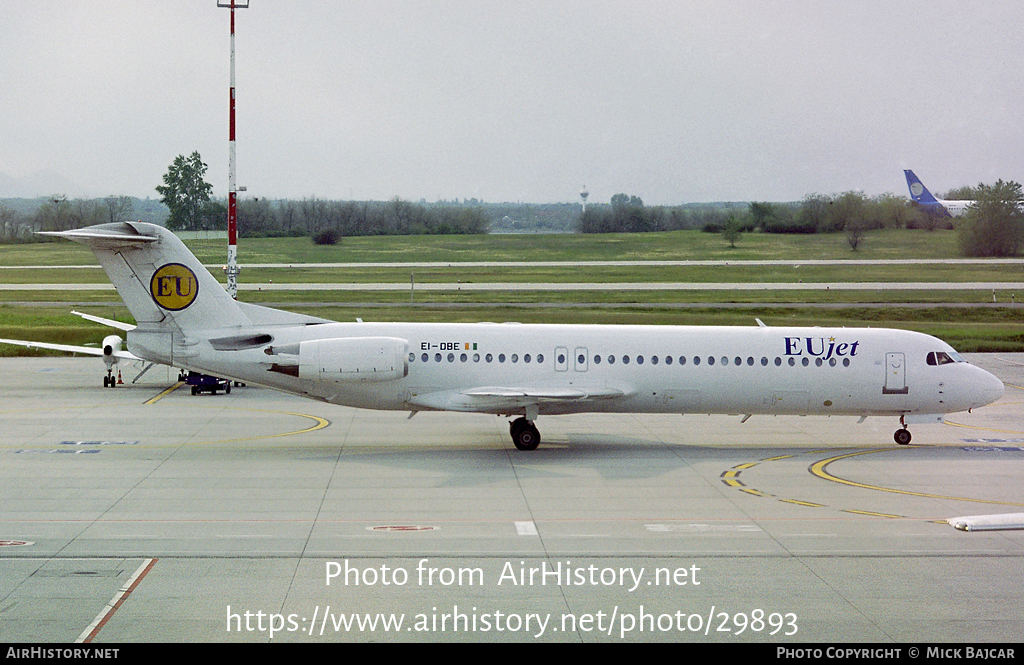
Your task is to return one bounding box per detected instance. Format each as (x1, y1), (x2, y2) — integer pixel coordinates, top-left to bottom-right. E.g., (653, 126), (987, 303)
(40, 221), (1004, 450)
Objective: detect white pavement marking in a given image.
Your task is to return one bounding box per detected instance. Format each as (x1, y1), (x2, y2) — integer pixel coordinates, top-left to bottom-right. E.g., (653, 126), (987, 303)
(515, 521), (538, 536)
(75, 558), (157, 643)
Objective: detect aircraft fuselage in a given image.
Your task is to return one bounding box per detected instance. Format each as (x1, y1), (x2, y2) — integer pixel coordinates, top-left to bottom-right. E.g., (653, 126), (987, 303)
(129, 321), (1003, 420)
(45, 221), (1005, 449)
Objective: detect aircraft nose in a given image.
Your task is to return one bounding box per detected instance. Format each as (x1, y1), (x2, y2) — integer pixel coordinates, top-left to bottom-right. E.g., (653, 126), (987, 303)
(976, 370), (1004, 407)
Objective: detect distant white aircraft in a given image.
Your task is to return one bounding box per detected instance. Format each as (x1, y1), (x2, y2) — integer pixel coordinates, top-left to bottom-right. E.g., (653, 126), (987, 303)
(0, 312), (139, 387)
(948, 513), (1024, 532)
(40, 221), (1004, 449)
(904, 169), (974, 217)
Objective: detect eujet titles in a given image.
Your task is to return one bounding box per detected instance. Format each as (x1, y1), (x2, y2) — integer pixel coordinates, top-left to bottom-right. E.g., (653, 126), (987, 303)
(44, 222), (1004, 449)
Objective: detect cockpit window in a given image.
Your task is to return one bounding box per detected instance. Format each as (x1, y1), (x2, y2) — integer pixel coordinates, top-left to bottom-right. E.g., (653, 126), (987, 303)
(927, 351), (960, 366)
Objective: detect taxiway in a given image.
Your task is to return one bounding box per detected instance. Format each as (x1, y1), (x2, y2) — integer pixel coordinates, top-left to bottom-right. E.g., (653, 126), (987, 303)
(1, 355), (1021, 642)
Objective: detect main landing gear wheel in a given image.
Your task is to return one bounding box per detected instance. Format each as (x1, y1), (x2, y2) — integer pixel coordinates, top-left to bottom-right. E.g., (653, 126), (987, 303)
(894, 428), (912, 445)
(510, 417), (541, 451)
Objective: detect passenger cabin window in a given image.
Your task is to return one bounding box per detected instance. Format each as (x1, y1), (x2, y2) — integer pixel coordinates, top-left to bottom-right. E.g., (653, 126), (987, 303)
(410, 348), (861, 373)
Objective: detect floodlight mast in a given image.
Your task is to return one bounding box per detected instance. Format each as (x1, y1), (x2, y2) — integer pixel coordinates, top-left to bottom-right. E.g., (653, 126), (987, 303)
(218, 0), (249, 299)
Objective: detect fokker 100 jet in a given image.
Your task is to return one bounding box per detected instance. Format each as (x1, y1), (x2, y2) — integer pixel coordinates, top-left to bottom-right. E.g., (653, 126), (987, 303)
(41, 221), (1004, 450)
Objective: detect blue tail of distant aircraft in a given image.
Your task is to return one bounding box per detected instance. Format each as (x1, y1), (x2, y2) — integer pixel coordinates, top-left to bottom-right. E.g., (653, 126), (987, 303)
(904, 169), (951, 217)
(904, 169), (939, 205)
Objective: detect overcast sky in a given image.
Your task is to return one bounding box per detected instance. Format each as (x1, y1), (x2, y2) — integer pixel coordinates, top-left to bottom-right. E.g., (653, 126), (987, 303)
(2, 1), (1023, 205)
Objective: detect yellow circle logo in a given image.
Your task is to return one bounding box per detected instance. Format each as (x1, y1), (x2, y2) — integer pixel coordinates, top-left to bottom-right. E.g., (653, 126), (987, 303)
(150, 263), (199, 311)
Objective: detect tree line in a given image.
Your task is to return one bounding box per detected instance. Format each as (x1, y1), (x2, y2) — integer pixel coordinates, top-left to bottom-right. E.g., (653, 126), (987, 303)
(579, 188), (1024, 256)
(3, 149), (1020, 256)
(155, 152), (486, 240)
(0, 194), (489, 243)
(0, 195), (139, 242)
(232, 197), (488, 241)
(578, 191), (944, 236)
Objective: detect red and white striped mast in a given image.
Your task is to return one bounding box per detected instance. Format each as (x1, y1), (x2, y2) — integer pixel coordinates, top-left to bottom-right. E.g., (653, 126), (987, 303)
(219, 0), (248, 299)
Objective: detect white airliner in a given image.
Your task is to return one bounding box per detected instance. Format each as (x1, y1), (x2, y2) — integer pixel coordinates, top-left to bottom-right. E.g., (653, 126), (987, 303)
(0, 311), (140, 387)
(904, 169), (974, 217)
(40, 221), (1004, 449)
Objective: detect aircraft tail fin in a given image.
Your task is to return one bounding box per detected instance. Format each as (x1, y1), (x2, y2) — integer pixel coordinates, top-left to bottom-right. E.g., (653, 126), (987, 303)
(904, 169), (941, 205)
(44, 222), (251, 333)
(45, 222), (329, 367)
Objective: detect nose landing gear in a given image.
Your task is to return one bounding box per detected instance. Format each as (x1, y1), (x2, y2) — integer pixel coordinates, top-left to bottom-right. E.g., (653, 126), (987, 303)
(894, 415), (912, 445)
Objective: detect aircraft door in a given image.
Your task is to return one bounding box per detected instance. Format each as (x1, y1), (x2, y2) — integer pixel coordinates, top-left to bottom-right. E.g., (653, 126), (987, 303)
(555, 347), (569, 372)
(883, 352), (909, 394)
(574, 347), (589, 372)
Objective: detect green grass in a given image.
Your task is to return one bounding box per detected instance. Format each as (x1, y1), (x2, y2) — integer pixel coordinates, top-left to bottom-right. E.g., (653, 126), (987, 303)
(1, 263), (1021, 285)
(191, 227), (969, 262)
(0, 240), (98, 266)
(0, 227), (969, 265)
(1, 228), (1021, 353)
(1, 302), (1021, 354)
(233, 288), (1017, 306)
(231, 262), (1021, 284)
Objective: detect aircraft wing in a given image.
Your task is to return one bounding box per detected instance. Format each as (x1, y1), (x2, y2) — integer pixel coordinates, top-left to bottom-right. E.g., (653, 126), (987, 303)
(407, 384), (630, 413)
(948, 513), (1024, 531)
(71, 310), (136, 332)
(0, 338), (139, 360)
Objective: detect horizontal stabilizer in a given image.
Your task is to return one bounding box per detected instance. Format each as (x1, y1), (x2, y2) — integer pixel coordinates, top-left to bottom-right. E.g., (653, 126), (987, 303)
(39, 222), (159, 248)
(72, 310), (136, 332)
